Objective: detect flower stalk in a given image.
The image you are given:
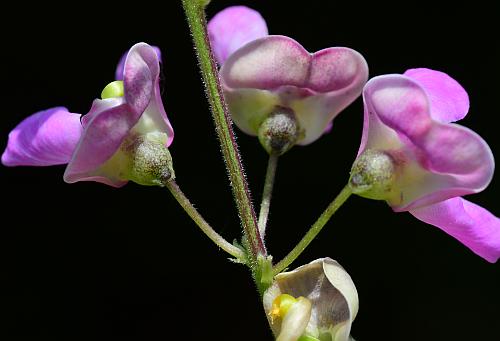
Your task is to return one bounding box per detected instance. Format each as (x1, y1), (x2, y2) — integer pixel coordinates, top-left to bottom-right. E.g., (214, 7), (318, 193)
(273, 185), (352, 275)
(258, 153), (279, 238)
(166, 180), (245, 259)
(181, 0), (266, 263)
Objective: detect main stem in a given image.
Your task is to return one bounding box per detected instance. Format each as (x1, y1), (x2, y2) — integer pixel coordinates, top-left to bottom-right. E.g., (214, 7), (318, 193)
(273, 185), (352, 275)
(258, 153), (279, 238)
(167, 181), (245, 259)
(181, 0), (265, 262)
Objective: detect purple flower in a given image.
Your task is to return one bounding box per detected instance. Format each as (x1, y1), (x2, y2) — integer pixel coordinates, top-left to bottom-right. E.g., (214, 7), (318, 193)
(208, 6), (368, 152)
(2, 43), (174, 187)
(350, 68), (499, 262)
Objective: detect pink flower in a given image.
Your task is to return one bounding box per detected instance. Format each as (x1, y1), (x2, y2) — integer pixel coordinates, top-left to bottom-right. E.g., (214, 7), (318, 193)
(208, 6), (368, 152)
(350, 68), (499, 262)
(2, 43), (174, 187)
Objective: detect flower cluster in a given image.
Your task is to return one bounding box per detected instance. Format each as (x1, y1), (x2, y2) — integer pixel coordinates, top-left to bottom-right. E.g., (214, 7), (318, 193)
(206, 6), (499, 339)
(207, 6), (499, 264)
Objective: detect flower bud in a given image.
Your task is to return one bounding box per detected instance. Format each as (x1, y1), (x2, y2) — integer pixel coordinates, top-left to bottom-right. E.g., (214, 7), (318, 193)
(349, 149), (397, 200)
(101, 81), (124, 99)
(124, 132), (175, 187)
(258, 107), (302, 155)
(264, 258), (358, 341)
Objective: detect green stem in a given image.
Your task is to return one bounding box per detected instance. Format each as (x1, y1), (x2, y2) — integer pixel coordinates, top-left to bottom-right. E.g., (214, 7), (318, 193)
(273, 185), (352, 275)
(167, 180), (245, 259)
(181, 0), (265, 262)
(258, 153), (279, 238)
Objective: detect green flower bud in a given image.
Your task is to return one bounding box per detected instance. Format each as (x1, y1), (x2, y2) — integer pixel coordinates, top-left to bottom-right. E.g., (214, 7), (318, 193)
(349, 149), (396, 200)
(124, 132), (175, 187)
(258, 107), (301, 155)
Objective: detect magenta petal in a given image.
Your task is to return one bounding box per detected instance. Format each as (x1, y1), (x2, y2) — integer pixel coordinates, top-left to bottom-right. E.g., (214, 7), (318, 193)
(221, 36), (368, 92)
(115, 45), (162, 81)
(123, 44), (159, 115)
(208, 6), (268, 65)
(64, 98), (131, 187)
(410, 197), (500, 263)
(2, 107), (82, 166)
(404, 68), (469, 123)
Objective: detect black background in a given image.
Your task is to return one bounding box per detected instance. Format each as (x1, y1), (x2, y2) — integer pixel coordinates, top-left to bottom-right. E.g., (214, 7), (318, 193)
(1, 1), (498, 340)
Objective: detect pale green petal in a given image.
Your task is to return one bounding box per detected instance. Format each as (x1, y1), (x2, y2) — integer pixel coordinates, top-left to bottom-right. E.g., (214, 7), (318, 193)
(277, 297), (312, 341)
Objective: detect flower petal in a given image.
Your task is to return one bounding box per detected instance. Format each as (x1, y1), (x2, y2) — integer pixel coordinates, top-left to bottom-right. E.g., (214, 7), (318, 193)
(2, 107), (82, 166)
(410, 197), (500, 263)
(361, 75), (494, 210)
(221, 36), (368, 145)
(64, 98), (131, 187)
(276, 297), (312, 341)
(323, 259), (359, 322)
(115, 45), (162, 81)
(123, 43), (159, 115)
(208, 6), (268, 65)
(65, 43), (172, 187)
(404, 68), (469, 123)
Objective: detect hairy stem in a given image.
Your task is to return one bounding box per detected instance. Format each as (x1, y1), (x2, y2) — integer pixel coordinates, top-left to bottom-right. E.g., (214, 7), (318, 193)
(273, 185), (352, 275)
(258, 153), (279, 238)
(181, 0), (266, 262)
(167, 181), (245, 259)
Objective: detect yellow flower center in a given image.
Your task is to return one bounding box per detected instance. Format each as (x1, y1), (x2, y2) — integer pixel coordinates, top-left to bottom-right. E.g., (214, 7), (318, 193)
(270, 294), (298, 321)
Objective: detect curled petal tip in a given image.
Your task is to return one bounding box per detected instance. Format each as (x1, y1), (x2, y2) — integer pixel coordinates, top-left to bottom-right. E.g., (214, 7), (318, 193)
(404, 68), (469, 123)
(115, 45), (162, 81)
(208, 6), (268, 65)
